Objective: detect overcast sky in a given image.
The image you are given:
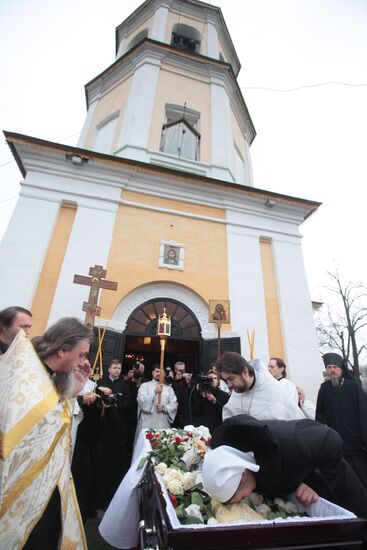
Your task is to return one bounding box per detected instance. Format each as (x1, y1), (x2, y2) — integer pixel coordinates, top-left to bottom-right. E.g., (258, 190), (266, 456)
(1, 0), (366, 299)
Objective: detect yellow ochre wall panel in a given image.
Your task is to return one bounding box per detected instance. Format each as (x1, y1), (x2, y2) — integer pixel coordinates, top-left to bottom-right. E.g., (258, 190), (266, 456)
(31, 203), (77, 336)
(148, 67), (211, 162)
(259, 238), (284, 358)
(84, 78), (132, 151)
(99, 194), (229, 320)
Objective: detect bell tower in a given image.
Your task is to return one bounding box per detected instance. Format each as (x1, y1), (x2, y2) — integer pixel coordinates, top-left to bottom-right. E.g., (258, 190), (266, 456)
(77, 0), (255, 185)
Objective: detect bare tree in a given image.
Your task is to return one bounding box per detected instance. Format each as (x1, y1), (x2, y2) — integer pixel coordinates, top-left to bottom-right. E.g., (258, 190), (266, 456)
(315, 270), (367, 379)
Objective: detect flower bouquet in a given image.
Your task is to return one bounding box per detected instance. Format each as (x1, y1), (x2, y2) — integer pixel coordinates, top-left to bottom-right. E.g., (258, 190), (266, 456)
(140, 425), (215, 524)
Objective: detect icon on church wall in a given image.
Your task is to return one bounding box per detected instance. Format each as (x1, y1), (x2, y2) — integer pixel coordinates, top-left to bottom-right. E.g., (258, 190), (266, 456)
(159, 240), (184, 271)
(209, 299), (230, 324)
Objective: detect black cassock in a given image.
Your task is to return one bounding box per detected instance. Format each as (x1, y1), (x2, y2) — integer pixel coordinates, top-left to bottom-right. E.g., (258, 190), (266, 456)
(316, 378), (367, 490)
(212, 414), (367, 518)
(72, 377), (134, 520)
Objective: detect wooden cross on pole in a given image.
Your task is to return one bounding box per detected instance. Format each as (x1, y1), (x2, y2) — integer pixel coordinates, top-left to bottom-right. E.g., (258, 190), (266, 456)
(73, 265), (117, 327)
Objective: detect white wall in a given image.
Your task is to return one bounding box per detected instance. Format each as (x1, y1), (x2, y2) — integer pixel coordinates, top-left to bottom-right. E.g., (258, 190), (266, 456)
(0, 192), (59, 309)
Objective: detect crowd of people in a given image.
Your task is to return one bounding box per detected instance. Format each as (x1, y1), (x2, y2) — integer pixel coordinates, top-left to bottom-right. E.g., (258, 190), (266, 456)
(1, 304), (367, 549)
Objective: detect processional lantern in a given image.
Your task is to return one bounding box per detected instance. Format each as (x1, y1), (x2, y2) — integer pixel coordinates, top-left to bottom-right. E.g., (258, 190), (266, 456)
(157, 308), (171, 403)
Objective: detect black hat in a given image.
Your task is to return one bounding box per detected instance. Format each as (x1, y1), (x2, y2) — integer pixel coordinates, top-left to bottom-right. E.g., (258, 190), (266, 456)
(322, 352), (353, 378)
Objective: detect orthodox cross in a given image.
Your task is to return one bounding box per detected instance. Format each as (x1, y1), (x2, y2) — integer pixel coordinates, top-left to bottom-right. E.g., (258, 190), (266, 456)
(73, 265), (117, 327)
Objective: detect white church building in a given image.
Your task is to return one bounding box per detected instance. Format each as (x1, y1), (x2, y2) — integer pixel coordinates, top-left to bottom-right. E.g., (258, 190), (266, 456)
(0, 0), (323, 399)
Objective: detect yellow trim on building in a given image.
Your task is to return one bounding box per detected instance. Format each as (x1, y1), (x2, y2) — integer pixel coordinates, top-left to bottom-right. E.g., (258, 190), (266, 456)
(259, 237), (284, 358)
(31, 202), (77, 336)
(99, 191), (229, 319)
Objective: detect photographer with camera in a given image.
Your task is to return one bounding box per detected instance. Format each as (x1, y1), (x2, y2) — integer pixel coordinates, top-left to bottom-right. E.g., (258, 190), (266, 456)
(191, 370), (229, 435)
(72, 359), (133, 520)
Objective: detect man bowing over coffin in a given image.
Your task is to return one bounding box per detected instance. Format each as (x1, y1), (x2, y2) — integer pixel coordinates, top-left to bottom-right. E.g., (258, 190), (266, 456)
(0, 317), (93, 550)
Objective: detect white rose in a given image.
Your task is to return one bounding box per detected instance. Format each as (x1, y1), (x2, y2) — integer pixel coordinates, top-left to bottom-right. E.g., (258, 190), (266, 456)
(183, 472), (196, 491)
(207, 517), (219, 525)
(155, 462), (167, 476)
(255, 503), (271, 518)
(184, 425), (195, 432)
(166, 468), (184, 482)
(194, 426), (211, 439)
(285, 501), (299, 514)
(167, 479), (184, 495)
(185, 504), (204, 522)
(249, 492), (264, 506)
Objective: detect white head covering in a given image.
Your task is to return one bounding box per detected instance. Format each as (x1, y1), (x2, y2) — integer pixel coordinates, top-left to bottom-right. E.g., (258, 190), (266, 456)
(202, 445), (260, 503)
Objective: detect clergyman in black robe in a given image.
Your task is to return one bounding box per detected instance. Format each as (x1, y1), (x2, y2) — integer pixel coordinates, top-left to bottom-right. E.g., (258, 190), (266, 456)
(316, 352), (367, 490)
(207, 414), (367, 518)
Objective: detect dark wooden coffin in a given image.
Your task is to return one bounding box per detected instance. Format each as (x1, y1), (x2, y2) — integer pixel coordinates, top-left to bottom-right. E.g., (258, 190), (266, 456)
(138, 465), (367, 550)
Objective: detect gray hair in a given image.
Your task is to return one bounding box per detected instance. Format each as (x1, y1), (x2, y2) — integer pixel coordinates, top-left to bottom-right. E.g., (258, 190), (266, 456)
(32, 317), (93, 360)
(174, 361), (185, 373)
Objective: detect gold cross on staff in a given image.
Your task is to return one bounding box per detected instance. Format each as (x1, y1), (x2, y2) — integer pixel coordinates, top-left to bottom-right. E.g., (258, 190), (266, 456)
(73, 265), (117, 327)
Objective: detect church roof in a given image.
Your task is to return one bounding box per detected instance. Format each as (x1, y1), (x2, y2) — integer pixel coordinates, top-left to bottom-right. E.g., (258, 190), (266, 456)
(3, 130), (321, 221)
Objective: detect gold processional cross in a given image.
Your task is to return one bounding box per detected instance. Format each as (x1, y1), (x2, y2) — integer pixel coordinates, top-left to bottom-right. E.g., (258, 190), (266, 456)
(73, 265), (118, 327)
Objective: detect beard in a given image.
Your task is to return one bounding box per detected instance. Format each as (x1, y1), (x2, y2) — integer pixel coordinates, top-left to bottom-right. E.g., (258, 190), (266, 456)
(330, 376), (341, 387)
(53, 372), (74, 399)
(232, 380), (248, 393)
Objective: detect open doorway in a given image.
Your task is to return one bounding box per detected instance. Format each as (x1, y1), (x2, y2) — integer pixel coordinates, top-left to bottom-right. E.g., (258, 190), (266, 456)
(122, 298), (202, 378)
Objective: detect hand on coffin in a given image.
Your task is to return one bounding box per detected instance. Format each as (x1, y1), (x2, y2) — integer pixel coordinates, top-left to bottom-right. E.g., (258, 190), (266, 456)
(295, 482), (318, 506)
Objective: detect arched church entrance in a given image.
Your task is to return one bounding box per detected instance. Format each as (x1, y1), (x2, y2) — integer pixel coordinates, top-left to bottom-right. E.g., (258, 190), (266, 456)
(122, 298), (202, 376)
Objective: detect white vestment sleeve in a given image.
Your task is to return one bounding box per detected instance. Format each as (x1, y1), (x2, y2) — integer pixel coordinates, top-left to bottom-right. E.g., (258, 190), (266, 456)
(137, 381), (156, 413)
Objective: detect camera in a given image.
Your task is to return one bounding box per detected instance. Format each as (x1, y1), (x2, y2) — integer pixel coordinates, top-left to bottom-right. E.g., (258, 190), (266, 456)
(95, 387), (124, 405)
(164, 367), (173, 385)
(133, 360), (142, 380)
(195, 374), (213, 394)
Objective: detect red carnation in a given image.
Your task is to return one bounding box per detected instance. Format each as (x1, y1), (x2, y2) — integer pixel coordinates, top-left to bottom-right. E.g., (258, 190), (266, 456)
(169, 494), (178, 508)
(145, 432), (153, 439)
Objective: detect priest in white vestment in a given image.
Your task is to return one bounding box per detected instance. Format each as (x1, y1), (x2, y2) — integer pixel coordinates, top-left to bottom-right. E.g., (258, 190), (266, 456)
(217, 353), (305, 421)
(135, 365), (178, 440)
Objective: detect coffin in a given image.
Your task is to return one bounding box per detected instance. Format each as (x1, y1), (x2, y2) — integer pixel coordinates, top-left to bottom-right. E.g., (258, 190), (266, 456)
(138, 465), (367, 550)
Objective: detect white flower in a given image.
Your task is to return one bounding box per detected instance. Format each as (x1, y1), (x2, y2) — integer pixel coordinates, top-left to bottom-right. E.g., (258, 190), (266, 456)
(255, 503), (271, 518)
(155, 462), (167, 475)
(274, 497), (287, 510)
(166, 468), (184, 482)
(183, 472), (196, 491)
(249, 492), (264, 506)
(167, 479), (184, 495)
(207, 517), (219, 525)
(285, 501), (299, 514)
(185, 504), (204, 522)
(181, 448), (200, 469)
(193, 426), (211, 439)
(184, 425), (195, 432)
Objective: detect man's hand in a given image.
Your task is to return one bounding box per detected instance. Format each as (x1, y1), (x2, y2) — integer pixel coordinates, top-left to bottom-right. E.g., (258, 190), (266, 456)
(82, 392), (96, 405)
(295, 482), (318, 506)
(73, 360), (93, 397)
(205, 392), (216, 403)
(154, 384), (163, 394)
(156, 403), (164, 413)
(97, 386), (112, 396)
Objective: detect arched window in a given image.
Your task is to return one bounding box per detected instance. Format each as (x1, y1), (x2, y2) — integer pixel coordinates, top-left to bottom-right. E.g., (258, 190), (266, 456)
(171, 23), (201, 54)
(126, 28), (149, 51)
(160, 104), (200, 161)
